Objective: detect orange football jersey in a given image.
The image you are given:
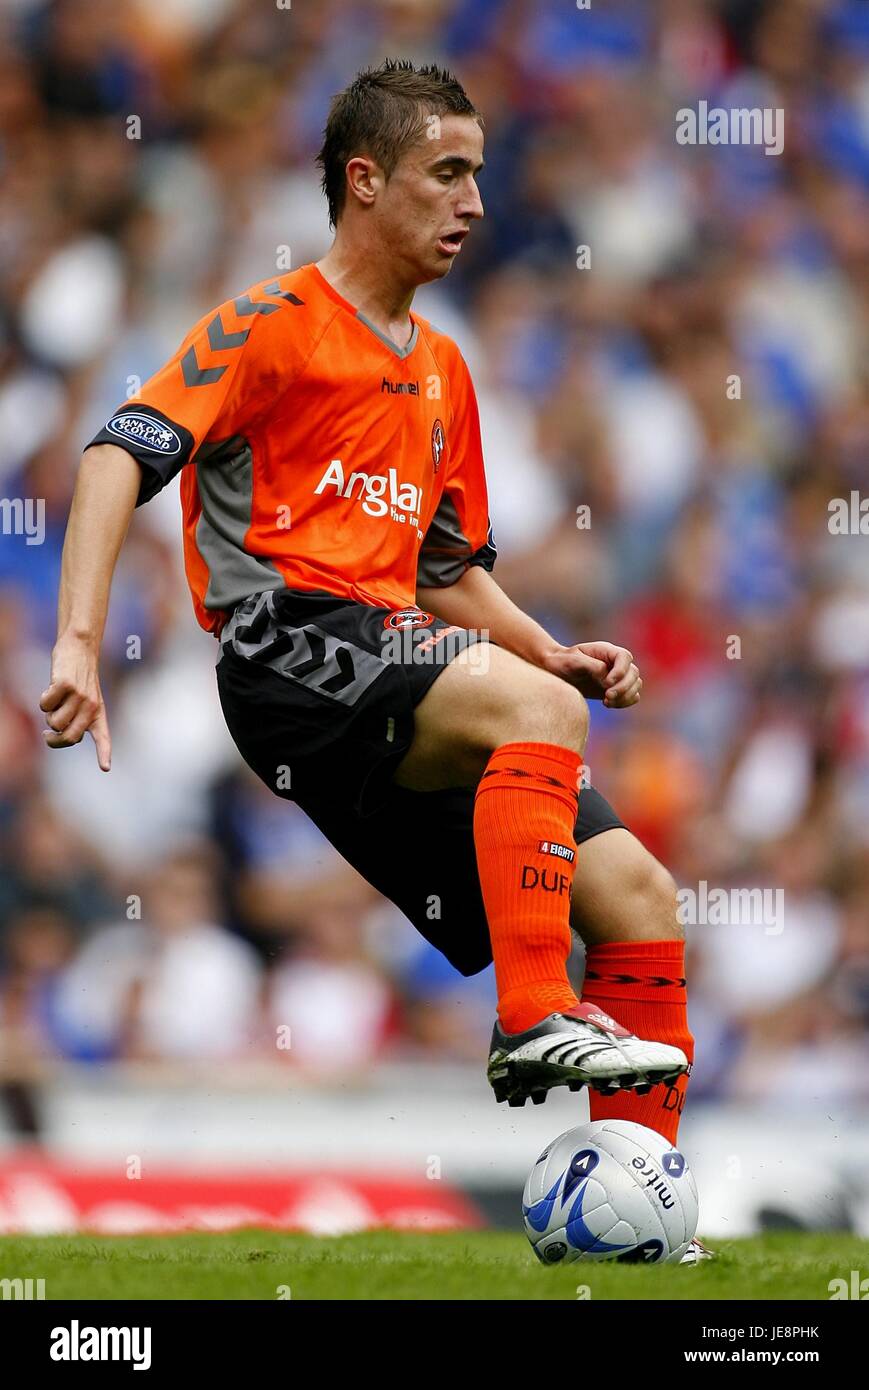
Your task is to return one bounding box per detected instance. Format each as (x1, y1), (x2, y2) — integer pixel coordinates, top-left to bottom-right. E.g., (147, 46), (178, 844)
(86, 264), (496, 636)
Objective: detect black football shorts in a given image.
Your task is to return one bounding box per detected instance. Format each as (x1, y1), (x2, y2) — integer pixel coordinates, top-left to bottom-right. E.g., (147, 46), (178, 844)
(216, 587), (626, 975)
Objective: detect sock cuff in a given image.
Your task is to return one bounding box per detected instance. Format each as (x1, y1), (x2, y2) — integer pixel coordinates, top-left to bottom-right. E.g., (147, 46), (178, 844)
(586, 939), (685, 966)
(487, 740), (581, 771)
(476, 741), (582, 797)
(584, 939), (686, 999)
(475, 743), (582, 818)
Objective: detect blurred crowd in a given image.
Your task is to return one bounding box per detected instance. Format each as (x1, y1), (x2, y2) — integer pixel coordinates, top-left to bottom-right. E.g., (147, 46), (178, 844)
(1, 0), (868, 1125)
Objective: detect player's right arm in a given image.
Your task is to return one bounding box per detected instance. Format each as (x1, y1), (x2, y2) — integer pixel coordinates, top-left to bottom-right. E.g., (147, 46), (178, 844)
(39, 443), (143, 770)
(40, 279), (296, 768)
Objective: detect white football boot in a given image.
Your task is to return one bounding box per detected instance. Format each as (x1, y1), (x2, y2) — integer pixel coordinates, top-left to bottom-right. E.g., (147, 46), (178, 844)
(679, 1238), (716, 1264)
(487, 1002), (689, 1106)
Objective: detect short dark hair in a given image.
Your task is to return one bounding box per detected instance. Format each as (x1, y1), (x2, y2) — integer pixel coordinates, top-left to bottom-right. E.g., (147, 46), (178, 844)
(317, 58), (481, 228)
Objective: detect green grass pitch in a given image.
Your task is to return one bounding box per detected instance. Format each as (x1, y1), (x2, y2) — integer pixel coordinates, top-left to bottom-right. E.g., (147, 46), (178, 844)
(2, 1231), (867, 1300)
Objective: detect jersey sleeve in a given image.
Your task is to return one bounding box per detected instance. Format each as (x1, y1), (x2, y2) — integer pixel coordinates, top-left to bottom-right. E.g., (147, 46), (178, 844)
(84, 281), (301, 506)
(417, 349), (497, 588)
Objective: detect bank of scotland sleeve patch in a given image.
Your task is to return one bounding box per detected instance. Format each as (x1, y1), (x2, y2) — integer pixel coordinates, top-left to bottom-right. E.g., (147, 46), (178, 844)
(86, 403), (195, 506)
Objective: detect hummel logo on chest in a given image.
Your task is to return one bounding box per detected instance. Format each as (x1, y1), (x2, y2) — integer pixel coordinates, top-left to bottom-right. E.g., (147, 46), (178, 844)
(381, 377), (419, 396)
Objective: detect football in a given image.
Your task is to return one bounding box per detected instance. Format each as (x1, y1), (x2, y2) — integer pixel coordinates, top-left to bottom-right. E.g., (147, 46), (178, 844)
(523, 1120), (699, 1264)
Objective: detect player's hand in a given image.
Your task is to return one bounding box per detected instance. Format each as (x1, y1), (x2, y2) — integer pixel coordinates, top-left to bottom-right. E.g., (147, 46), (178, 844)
(543, 641), (643, 708)
(39, 637), (112, 770)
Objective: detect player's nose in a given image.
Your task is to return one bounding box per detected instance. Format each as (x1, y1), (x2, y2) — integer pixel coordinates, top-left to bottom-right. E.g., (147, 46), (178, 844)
(458, 180), (484, 222)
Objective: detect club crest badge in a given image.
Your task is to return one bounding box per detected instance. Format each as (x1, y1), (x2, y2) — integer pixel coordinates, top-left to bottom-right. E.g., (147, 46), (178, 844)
(431, 418), (445, 471)
(383, 608), (435, 631)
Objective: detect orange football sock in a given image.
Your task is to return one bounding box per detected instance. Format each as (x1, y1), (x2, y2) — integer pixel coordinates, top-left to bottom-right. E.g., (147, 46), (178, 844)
(474, 741), (582, 1034)
(582, 939), (693, 1144)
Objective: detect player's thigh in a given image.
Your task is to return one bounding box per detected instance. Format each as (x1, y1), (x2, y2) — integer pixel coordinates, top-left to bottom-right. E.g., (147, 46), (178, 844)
(297, 783), (493, 977)
(570, 827), (682, 945)
(395, 643), (589, 792)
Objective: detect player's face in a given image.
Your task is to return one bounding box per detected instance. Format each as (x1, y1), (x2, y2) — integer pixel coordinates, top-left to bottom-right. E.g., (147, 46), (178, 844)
(377, 114), (484, 284)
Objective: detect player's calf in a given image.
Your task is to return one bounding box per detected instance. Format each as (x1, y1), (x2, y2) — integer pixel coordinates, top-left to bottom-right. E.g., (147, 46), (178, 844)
(569, 828), (693, 1143)
(569, 829), (682, 947)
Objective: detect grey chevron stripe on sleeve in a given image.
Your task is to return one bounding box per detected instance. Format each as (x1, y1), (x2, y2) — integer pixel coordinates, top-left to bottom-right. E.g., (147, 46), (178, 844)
(181, 284), (305, 386)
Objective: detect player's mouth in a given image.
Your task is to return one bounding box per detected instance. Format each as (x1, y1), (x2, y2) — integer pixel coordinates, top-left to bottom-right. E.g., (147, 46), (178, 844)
(436, 229), (468, 256)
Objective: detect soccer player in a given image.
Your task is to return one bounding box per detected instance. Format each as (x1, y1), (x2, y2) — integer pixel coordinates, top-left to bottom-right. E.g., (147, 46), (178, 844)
(41, 61), (693, 1137)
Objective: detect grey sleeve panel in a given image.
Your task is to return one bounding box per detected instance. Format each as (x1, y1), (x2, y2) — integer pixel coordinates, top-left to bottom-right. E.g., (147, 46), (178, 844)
(195, 437), (284, 611)
(417, 491), (497, 588)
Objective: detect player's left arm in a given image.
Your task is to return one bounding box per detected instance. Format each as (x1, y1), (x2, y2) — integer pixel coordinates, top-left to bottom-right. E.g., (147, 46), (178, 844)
(416, 345), (641, 708)
(417, 564), (641, 707)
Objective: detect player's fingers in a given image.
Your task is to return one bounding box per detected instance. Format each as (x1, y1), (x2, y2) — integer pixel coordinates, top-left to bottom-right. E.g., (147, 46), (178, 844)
(42, 693), (82, 732)
(39, 681), (73, 712)
(43, 727), (84, 749)
(88, 709), (112, 772)
(624, 679), (643, 706)
(605, 661), (640, 698)
(606, 676), (643, 708)
(42, 698), (101, 750)
(605, 650), (634, 685)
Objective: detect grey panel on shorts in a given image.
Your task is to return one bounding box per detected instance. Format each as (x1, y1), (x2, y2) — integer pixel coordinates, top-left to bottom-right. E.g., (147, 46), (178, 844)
(220, 590), (389, 708)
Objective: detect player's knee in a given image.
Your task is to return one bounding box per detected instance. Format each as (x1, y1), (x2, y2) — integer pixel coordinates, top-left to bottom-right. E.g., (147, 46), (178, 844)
(547, 681), (589, 754)
(414, 650), (590, 787)
(497, 674), (589, 755)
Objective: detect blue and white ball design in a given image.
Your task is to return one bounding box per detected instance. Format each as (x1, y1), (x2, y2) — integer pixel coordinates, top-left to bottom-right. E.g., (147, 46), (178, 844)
(522, 1120), (698, 1264)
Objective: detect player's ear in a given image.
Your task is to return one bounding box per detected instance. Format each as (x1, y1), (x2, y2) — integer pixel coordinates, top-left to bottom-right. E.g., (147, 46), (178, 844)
(344, 156), (380, 210)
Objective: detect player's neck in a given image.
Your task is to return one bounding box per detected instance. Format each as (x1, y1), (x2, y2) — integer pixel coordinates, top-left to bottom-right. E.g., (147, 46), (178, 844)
(315, 242), (416, 349)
